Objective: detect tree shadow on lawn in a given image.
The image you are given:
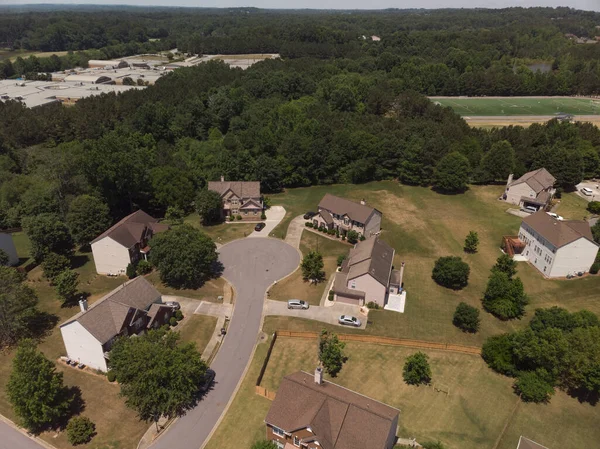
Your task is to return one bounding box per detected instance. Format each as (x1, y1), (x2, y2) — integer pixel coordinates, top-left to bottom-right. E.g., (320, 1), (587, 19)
(60, 291), (91, 309)
(25, 310), (59, 341)
(70, 254), (90, 270)
(567, 387), (599, 406)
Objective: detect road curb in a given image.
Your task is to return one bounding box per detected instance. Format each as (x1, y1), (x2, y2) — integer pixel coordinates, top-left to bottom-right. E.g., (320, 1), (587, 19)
(0, 413), (58, 449)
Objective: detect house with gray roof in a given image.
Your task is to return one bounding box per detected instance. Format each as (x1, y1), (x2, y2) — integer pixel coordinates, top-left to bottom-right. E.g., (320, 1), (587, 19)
(59, 276), (172, 372)
(207, 176), (263, 221)
(312, 194), (382, 238)
(265, 370), (399, 449)
(332, 236), (401, 308)
(90, 209), (169, 275)
(518, 210), (599, 278)
(504, 168), (556, 211)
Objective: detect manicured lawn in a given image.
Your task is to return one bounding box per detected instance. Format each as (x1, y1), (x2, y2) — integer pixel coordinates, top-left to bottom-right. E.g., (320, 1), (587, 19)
(269, 232), (348, 306)
(146, 271), (226, 301)
(176, 314), (218, 355)
(182, 214), (255, 244)
(554, 192), (591, 220)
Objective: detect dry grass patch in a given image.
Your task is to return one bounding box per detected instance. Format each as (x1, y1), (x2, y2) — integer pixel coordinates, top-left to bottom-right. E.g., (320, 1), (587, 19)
(146, 272), (225, 302)
(176, 314), (218, 355)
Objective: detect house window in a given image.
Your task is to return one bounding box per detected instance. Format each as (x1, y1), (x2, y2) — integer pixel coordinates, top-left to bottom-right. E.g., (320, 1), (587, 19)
(232, 209), (238, 214)
(350, 280), (356, 289)
(244, 211), (248, 215)
(544, 266), (547, 272)
(272, 426), (285, 437)
(254, 211), (258, 215)
(293, 436), (300, 447)
(344, 217), (350, 225)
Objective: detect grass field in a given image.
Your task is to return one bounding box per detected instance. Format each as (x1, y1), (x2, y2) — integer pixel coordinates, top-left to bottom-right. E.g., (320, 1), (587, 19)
(430, 96), (600, 116)
(182, 214), (256, 244)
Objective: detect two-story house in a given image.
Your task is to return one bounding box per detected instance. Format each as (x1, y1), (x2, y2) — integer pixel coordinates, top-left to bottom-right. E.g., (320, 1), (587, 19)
(518, 211), (599, 278)
(207, 177), (263, 221)
(332, 236), (401, 308)
(90, 210), (169, 275)
(265, 369), (399, 449)
(59, 277), (173, 372)
(312, 194), (382, 237)
(504, 168), (556, 211)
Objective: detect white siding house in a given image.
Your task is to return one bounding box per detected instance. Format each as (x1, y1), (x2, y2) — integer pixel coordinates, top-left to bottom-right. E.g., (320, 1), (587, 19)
(0, 232), (18, 266)
(518, 211), (599, 278)
(91, 237), (132, 276)
(61, 320), (109, 371)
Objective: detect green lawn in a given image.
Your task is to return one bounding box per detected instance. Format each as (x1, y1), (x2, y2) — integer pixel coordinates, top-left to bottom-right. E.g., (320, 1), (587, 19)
(145, 271), (226, 301)
(176, 314), (218, 355)
(182, 214), (255, 244)
(430, 96), (600, 116)
(554, 192), (591, 220)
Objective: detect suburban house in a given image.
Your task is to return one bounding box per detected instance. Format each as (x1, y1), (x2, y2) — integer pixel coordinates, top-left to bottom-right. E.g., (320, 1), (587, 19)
(312, 194), (382, 237)
(516, 436), (550, 449)
(517, 211), (599, 278)
(503, 168), (556, 211)
(90, 210), (169, 275)
(0, 232), (18, 266)
(59, 276), (172, 372)
(332, 236), (402, 308)
(207, 177), (263, 221)
(265, 370), (399, 449)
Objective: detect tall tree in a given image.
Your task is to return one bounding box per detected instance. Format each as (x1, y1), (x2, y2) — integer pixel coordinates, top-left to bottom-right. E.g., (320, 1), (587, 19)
(66, 195), (111, 247)
(403, 352), (432, 385)
(318, 330), (346, 377)
(433, 152), (470, 193)
(195, 189), (223, 225)
(301, 251), (325, 282)
(7, 340), (72, 432)
(0, 267), (39, 347)
(150, 166), (196, 213)
(22, 213), (73, 262)
(55, 270), (80, 304)
(479, 141), (515, 183)
(482, 271), (528, 320)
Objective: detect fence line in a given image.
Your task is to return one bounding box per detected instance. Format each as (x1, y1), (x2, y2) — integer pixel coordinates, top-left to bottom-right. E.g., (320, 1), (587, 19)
(256, 332), (278, 388)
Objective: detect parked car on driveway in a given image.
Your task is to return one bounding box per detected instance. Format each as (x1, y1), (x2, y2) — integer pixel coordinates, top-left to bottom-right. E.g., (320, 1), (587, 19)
(287, 299), (309, 309)
(164, 301), (180, 310)
(254, 222), (266, 231)
(338, 315), (361, 327)
(303, 211), (316, 219)
(546, 212), (564, 221)
(200, 368), (216, 393)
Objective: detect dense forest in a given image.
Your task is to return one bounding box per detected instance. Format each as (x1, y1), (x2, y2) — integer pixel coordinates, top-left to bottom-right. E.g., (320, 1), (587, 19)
(1, 7), (600, 229)
(2, 7), (600, 95)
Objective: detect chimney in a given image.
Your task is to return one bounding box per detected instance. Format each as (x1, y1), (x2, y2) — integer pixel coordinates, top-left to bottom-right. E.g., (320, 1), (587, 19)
(79, 299), (88, 313)
(506, 174), (514, 190)
(220, 175), (225, 182)
(314, 366), (323, 385)
(360, 199), (366, 206)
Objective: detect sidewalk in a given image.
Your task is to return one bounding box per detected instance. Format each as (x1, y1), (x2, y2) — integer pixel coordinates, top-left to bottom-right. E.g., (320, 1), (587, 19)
(284, 215), (306, 249)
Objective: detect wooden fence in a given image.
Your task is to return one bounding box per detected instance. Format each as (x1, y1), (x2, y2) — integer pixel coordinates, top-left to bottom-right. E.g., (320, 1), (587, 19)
(255, 385), (277, 400)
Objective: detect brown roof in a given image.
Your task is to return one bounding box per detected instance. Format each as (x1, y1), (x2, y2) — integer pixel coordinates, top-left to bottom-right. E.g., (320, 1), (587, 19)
(343, 237), (395, 286)
(510, 168), (555, 193)
(318, 194), (378, 224)
(240, 199), (262, 209)
(522, 211), (597, 248)
(333, 272), (365, 299)
(319, 209), (334, 225)
(60, 277), (161, 344)
(517, 436), (550, 449)
(265, 371), (399, 449)
(90, 210), (167, 247)
(207, 180), (261, 199)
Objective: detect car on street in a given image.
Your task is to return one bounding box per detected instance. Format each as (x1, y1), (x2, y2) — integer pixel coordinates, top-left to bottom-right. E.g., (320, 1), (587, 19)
(200, 368), (216, 393)
(287, 299), (309, 309)
(255, 222), (266, 231)
(546, 212), (564, 221)
(581, 187), (594, 196)
(303, 211), (317, 219)
(164, 301), (180, 310)
(338, 315), (361, 327)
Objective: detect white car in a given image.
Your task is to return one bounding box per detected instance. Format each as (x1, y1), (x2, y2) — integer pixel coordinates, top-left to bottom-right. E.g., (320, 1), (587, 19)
(338, 315), (361, 327)
(287, 299), (309, 310)
(546, 212), (564, 221)
(581, 187), (594, 196)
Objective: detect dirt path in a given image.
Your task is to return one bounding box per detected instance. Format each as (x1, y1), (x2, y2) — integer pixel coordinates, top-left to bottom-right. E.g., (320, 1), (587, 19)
(465, 115), (600, 127)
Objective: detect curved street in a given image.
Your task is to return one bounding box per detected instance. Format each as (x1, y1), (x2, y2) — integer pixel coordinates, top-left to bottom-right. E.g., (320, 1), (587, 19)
(150, 237), (300, 449)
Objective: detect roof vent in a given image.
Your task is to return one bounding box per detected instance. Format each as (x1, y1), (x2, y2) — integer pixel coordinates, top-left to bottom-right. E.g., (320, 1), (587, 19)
(79, 299), (88, 313)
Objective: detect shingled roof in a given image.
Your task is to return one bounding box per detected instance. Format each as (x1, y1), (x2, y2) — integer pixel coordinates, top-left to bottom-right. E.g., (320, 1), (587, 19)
(207, 180), (261, 198)
(522, 211), (597, 248)
(510, 168), (555, 193)
(60, 277), (161, 344)
(318, 194), (378, 224)
(265, 371), (399, 449)
(516, 436), (550, 449)
(342, 237), (395, 286)
(90, 210), (168, 247)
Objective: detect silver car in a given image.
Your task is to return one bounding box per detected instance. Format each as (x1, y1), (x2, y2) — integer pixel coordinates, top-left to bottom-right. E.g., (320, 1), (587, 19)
(164, 301), (181, 310)
(287, 299), (309, 310)
(338, 315), (361, 327)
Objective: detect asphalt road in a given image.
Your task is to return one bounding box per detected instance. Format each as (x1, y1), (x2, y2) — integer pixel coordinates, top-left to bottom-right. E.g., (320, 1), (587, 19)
(150, 238), (299, 449)
(0, 420), (45, 449)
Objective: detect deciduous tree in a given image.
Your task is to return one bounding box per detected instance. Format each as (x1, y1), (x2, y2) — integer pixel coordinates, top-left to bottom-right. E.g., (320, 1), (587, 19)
(55, 270), (80, 304)
(22, 213), (73, 262)
(433, 152), (470, 193)
(42, 253), (71, 284)
(0, 267), (39, 347)
(403, 352), (432, 385)
(493, 253), (517, 278)
(453, 302), (480, 333)
(432, 256), (470, 290)
(66, 195), (111, 247)
(195, 189), (223, 225)
(482, 271), (528, 320)
(301, 251), (325, 282)
(318, 330), (346, 377)
(66, 416), (96, 445)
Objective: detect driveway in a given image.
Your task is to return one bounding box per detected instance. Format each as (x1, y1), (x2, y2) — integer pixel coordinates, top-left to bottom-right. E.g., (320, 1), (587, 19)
(150, 238), (299, 449)
(264, 300), (367, 329)
(285, 215), (306, 249)
(248, 206), (286, 238)
(575, 181), (600, 202)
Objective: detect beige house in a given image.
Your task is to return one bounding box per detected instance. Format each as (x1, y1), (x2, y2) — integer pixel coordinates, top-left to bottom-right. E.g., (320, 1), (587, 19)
(265, 370), (399, 449)
(59, 277), (172, 372)
(504, 168), (556, 211)
(518, 211), (599, 278)
(313, 194), (382, 237)
(333, 236), (401, 307)
(90, 210), (169, 275)
(207, 177), (263, 221)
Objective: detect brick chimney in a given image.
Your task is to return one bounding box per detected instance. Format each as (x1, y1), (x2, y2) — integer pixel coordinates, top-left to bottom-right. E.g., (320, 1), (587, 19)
(314, 366), (323, 385)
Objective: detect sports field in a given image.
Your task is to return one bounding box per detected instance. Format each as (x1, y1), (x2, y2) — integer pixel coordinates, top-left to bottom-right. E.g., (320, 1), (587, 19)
(430, 96), (600, 116)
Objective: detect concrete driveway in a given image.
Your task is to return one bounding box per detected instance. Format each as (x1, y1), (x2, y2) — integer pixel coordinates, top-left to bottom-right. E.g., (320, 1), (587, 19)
(264, 300), (367, 329)
(150, 238), (299, 449)
(248, 206), (286, 238)
(575, 181), (600, 202)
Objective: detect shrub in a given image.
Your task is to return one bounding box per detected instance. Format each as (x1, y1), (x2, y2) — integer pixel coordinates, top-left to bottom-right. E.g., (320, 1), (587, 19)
(66, 416), (96, 445)
(169, 317), (178, 326)
(328, 291), (334, 301)
(587, 201), (600, 214)
(228, 215), (234, 222)
(347, 230), (359, 244)
(481, 334), (517, 376)
(251, 440), (278, 449)
(482, 271), (528, 320)
(305, 222), (313, 228)
(235, 214), (242, 221)
(261, 213), (267, 220)
(403, 352), (431, 385)
(136, 260), (152, 275)
(590, 262), (600, 275)
(453, 302), (480, 333)
(328, 229), (336, 235)
(126, 263), (137, 279)
(42, 252), (71, 283)
(422, 442), (446, 449)
(464, 231), (479, 253)
(431, 256), (470, 290)
(341, 235), (346, 241)
(337, 255), (346, 267)
(514, 370), (555, 403)
(366, 301), (379, 309)
(335, 230), (340, 238)
(359, 234), (366, 241)
(175, 310), (184, 321)
(107, 370), (116, 382)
